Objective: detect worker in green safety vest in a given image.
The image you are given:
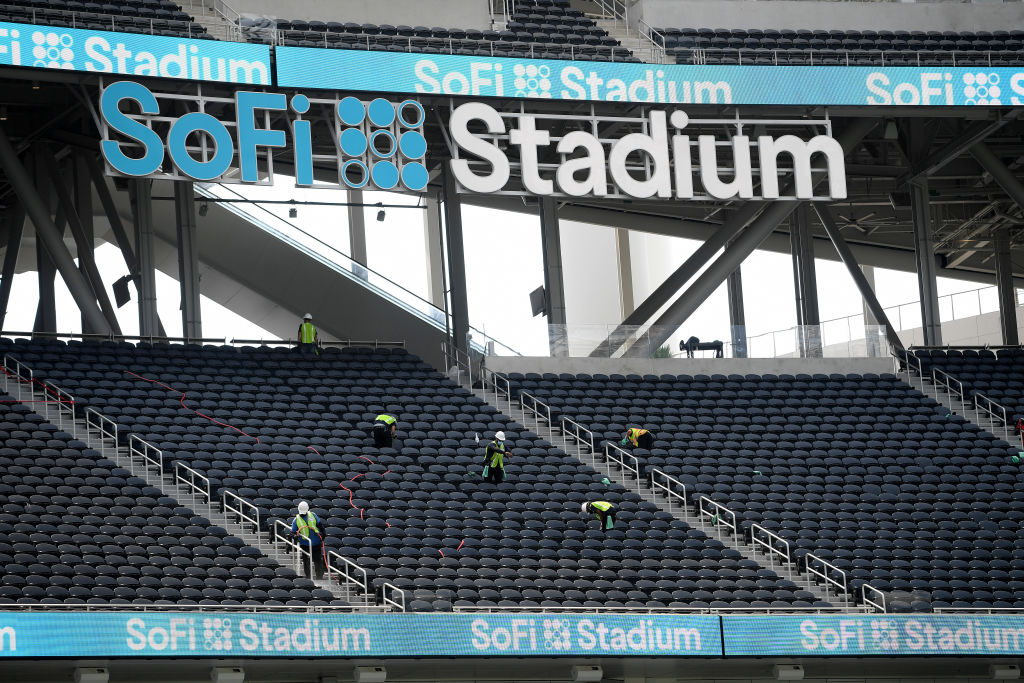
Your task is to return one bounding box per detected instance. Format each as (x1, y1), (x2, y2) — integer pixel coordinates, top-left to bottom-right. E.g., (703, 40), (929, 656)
(290, 501), (326, 579)
(297, 313), (320, 355)
(482, 430), (511, 484)
(373, 413), (397, 447)
(582, 500), (616, 532)
(620, 427), (653, 450)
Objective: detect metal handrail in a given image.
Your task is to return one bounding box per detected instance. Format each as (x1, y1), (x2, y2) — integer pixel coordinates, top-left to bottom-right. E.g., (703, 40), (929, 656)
(84, 408), (118, 458)
(862, 583), (887, 612)
(636, 19), (670, 63)
(450, 604), (872, 614)
(650, 469), (687, 518)
(223, 490), (260, 535)
(806, 553), (849, 606)
(380, 582), (406, 612)
(129, 434), (163, 479)
(274, 519), (313, 579)
(480, 367), (511, 408)
(40, 380), (75, 437)
(175, 461), (211, 503)
(230, 338), (406, 349)
(697, 496), (739, 547)
(975, 391), (1009, 426)
(442, 341), (473, 388)
(750, 524), (793, 579)
(5, 3), (216, 39)
(604, 442), (641, 489)
(932, 366), (966, 406)
(519, 391), (553, 439)
(2, 354), (33, 402)
(1, 331), (227, 344)
(561, 417), (594, 461)
(326, 550), (370, 601)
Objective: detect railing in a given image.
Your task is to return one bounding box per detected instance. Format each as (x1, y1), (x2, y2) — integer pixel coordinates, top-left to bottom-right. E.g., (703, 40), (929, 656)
(932, 367), (967, 408)
(84, 408), (118, 458)
(862, 583), (887, 613)
(175, 461), (212, 504)
(223, 490), (260, 535)
(636, 19), (671, 64)
(520, 391), (553, 439)
(2, 331), (228, 344)
(3, 354), (33, 403)
(750, 524), (793, 579)
(40, 380), (75, 437)
(561, 417), (594, 461)
(274, 519), (313, 580)
(806, 553), (849, 606)
(650, 469), (687, 519)
(231, 338), (406, 349)
(326, 550), (370, 602)
(442, 341), (473, 388)
(697, 496), (739, 547)
(480, 367), (511, 408)
(975, 392), (1010, 433)
(603, 442), (640, 489)
(129, 435), (163, 480)
(590, 0), (629, 30)
(4, 3), (218, 39)
(380, 582), (406, 612)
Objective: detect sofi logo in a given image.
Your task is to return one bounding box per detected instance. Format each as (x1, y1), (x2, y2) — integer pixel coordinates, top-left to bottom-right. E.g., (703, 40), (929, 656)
(469, 618), (706, 653)
(865, 70), (1024, 105)
(99, 81), (427, 191)
(126, 617), (370, 653)
(800, 618), (1024, 654)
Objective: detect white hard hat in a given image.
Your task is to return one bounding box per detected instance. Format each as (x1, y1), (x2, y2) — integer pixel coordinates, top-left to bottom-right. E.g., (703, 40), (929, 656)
(303, 313), (312, 320)
(495, 431), (505, 441)
(297, 501), (309, 514)
(580, 502), (589, 513)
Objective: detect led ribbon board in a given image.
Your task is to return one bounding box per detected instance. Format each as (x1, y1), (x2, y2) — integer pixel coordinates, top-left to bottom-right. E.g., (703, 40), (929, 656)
(0, 21), (270, 84)
(276, 46), (1024, 106)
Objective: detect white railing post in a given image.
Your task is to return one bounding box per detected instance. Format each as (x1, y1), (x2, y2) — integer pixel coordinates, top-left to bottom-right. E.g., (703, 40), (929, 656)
(174, 461), (211, 504)
(381, 582), (406, 612)
(223, 490), (261, 536)
(650, 469), (687, 519)
(862, 583), (886, 612)
(326, 550), (370, 602)
(697, 496), (739, 548)
(519, 391), (553, 440)
(750, 524), (793, 580)
(85, 408), (118, 460)
(806, 553), (849, 607)
(604, 442), (641, 490)
(560, 417), (594, 462)
(274, 519), (312, 580)
(129, 435), (163, 480)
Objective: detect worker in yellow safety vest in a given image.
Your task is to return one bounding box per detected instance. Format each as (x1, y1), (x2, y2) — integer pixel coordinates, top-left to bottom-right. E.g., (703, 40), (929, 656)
(582, 500), (616, 532)
(620, 427), (653, 450)
(297, 313), (320, 355)
(290, 501), (326, 579)
(373, 413), (398, 447)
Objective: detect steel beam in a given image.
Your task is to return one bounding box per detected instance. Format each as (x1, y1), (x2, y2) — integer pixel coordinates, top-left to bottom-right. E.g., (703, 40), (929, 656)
(131, 179), (160, 337)
(725, 240), (746, 358)
(442, 164), (470, 354)
(348, 188), (368, 279)
(814, 205), (905, 352)
(910, 179), (943, 346)
(85, 152), (139, 274)
(423, 192), (445, 308)
(539, 197), (567, 355)
(174, 182), (202, 340)
(992, 225), (1019, 345)
(897, 111), (1021, 186)
(970, 142), (1024, 215)
(0, 203), (25, 330)
(790, 204), (819, 327)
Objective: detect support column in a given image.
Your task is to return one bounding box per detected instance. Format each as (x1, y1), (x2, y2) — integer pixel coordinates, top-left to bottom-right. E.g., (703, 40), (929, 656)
(539, 197), (567, 356)
(0, 203), (25, 330)
(910, 178), (943, 346)
(790, 204), (821, 357)
(0, 126), (111, 334)
(725, 242), (746, 358)
(423, 192), (445, 308)
(442, 164), (470, 354)
(86, 153), (139, 274)
(131, 179), (159, 337)
(75, 151), (94, 333)
(861, 265), (877, 325)
(615, 228), (634, 318)
(348, 188), (368, 279)
(992, 225), (1019, 346)
(174, 182), (202, 340)
(33, 154), (58, 334)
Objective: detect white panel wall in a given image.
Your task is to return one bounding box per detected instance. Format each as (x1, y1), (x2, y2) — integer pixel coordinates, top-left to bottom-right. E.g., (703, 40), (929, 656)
(561, 220), (624, 327)
(232, 0), (492, 30)
(638, 0), (1024, 32)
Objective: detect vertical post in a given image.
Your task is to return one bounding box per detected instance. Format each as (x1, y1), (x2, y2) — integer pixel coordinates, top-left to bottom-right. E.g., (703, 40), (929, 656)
(442, 163), (469, 354)
(348, 188), (368, 279)
(34, 154), (59, 334)
(174, 182), (203, 339)
(423, 192), (445, 308)
(131, 179), (159, 337)
(539, 196), (567, 356)
(615, 228), (634, 318)
(75, 151), (94, 333)
(992, 225), (1019, 345)
(726, 240), (746, 358)
(0, 203), (25, 330)
(790, 204), (820, 357)
(910, 179), (943, 346)
(861, 265), (877, 325)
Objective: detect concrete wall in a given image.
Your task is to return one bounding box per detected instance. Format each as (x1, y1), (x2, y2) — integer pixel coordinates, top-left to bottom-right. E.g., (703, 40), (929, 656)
(487, 355), (896, 376)
(894, 307), (1024, 347)
(638, 0), (1024, 31)
(232, 0), (492, 29)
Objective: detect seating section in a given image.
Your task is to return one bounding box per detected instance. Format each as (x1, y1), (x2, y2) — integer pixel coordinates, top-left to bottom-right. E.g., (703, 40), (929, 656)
(0, 391), (335, 606)
(2, 338), (807, 611)
(0, 0), (208, 39)
(655, 27), (1024, 66)
(246, 0), (637, 63)
(509, 371), (1024, 610)
(906, 348), (1024, 424)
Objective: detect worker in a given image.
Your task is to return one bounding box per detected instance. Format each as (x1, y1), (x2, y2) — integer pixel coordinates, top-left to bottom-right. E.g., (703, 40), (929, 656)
(372, 413), (397, 447)
(482, 430), (511, 484)
(297, 313), (320, 355)
(582, 500), (616, 532)
(620, 427), (654, 450)
(291, 501), (326, 580)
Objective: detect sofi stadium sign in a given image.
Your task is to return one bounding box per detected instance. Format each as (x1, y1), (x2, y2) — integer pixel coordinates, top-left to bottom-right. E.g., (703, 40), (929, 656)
(100, 81), (845, 200)
(0, 613), (1022, 658)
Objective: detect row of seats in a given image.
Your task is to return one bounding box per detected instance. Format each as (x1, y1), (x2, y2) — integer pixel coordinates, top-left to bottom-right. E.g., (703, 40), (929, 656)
(904, 348), (1024, 424)
(1, 0), (207, 39)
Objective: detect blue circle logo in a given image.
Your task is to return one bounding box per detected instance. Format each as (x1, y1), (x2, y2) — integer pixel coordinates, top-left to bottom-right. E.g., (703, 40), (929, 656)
(401, 162), (429, 191)
(399, 131), (427, 160)
(339, 128), (368, 156)
(398, 100), (425, 128)
(337, 97), (364, 126)
(367, 98), (396, 127)
(342, 159), (368, 188)
(370, 130), (396, 158)
(371, 161), (399, 190)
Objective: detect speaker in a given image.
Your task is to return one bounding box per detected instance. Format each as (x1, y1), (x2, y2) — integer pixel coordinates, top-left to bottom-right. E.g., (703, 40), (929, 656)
(774, 665), (804, 680)
(210, 666), (245, 683)
(571, 665), (603, 682)
(354, 666), (387, 683)
(529, 286), (547, 317)
(74, 668), (109, 683)
(991, 665), (1020, 680)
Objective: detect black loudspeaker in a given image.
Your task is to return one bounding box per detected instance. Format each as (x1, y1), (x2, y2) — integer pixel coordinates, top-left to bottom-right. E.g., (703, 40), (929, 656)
(530, 286), (547, 317)
(112, 275), (132, 308)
